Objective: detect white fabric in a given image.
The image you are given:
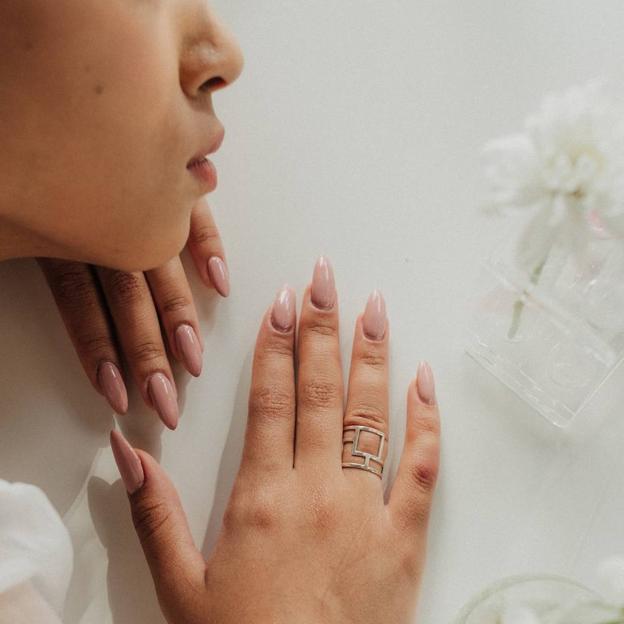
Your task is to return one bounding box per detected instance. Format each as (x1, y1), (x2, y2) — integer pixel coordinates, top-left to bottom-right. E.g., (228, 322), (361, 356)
(0, 480), (73, 617)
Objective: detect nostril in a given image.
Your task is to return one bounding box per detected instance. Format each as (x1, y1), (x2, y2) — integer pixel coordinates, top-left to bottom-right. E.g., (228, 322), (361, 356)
(199, 76), (226, 93)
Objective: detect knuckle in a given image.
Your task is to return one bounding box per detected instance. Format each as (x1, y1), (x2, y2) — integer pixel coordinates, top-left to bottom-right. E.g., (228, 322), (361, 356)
(344, 404), (387, 430)
(256, 339), (293, 362)
(358, 347), (386, 370)
(188, 223), (220, 247)
(75, 333), (112, 358)
(408, 459), (438, 496)
(413, 412), (441, 438)
(160, 294), (191, 315)
(128, 340), (165, 364)
(107, 271), (145, 305)
(48, 266), (95, 309)
(305, 320), (337, 339)
(300, 380), (340, 410)
(232, 488), (281, 532)
(131, 496), (173, 543)
(248, 385), (293, 421)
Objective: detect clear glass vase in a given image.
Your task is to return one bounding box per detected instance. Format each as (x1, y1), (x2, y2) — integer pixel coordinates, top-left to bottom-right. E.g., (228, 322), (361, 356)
(466, 220), (624, 427)
(454, 575), (623, 624)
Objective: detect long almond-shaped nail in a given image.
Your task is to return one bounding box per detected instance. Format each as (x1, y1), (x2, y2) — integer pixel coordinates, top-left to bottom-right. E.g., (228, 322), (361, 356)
(271, 285), (296, 332)
(362, 290), (386, 341)
(207, 256), (230, 297)
(311, 256), (335, 309)
(97, 361), (128, 414)
(175, 324), (203, 377)
(416, 361), (436, 406)
(147, 372), (179, 430)
(110, 429), (144, 494)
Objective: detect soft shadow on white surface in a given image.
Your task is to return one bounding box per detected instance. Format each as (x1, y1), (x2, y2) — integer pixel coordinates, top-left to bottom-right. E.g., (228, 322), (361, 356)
(0, 259), (111, 513)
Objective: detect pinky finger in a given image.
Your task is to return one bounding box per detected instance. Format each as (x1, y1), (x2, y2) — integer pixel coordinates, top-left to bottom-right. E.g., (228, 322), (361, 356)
(387, 362), (440, 532)
(186, 197), (230, 297)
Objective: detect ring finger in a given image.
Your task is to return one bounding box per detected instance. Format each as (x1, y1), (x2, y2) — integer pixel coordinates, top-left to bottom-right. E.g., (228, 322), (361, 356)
(342, 290), (389, 492)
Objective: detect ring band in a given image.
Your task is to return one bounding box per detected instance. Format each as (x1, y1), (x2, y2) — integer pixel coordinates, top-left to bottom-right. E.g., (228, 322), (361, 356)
(342, 425), (386, 478)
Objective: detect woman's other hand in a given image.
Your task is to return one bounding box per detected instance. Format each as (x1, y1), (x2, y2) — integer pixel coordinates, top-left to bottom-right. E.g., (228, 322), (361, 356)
(111, 258), (440, 624)
(36, 197), (227, 429)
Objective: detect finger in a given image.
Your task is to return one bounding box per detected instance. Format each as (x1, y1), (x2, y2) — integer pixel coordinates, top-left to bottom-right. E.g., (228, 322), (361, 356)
(37, 258), (128, 414)
(294, 257), (344, 471)
(145, 257), (204, 377)
(342, 291), (389, 489)
(241, 286), (296, 476)
(186, 197), (230, 297)
(96, 267), (179, 429)
(388, 362), (440, 532)
(110, 430), (206, 621)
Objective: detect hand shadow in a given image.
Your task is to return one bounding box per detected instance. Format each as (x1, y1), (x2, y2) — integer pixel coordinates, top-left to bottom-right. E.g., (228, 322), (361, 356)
(200, 350), (251, 557)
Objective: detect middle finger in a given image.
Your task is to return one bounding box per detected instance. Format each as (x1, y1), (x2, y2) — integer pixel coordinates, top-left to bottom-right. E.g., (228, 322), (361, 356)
(294, 257), (344, 472)
(96, 267), (179, 430)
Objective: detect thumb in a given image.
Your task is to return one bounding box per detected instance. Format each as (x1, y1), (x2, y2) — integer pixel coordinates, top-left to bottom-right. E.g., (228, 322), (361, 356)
(110, 430), (206, 612)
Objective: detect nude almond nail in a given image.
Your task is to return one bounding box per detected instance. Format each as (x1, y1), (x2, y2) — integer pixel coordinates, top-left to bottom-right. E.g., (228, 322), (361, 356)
(110, 429), (144, 494)
(175, 324), (203, 377)
(311, 256), (335, 309)
(97, 361), (128, 414)
(362, 290), (386, 341)
(271, 285), (295, 332)
(147, 372), (179, 430)
(207, 256), (230, 297)
(416, 361), (436, 406)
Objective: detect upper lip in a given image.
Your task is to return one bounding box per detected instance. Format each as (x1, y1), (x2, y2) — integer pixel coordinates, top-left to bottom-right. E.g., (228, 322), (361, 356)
(186, 125), (225, 167)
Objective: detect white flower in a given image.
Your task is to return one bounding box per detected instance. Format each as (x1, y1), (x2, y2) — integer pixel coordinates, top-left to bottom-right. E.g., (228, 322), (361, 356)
(483, 81), (624, 272)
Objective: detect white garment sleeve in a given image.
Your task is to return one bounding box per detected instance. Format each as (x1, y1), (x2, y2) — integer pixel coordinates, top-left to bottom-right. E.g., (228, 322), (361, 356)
(0, 480), (73, 618)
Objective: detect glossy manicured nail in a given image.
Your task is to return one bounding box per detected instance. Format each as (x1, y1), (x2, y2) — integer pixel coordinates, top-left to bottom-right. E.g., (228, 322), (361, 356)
(175, 324), (203, 377)
(97, 361), (128, 414)
(207, 256), (230, 297)
(147, 372), (179, 430)
(271, 285), (295, 332)
(311, 256), (335, 309)
(362, 290), (386, 341)
(416, 361), (436, 406)
(110, 429), (144, 494)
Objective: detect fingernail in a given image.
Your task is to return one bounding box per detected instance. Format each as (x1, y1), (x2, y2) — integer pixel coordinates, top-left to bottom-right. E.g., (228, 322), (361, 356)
(311, 256), (336, 309)
(147, 372), (179, 430)
(175, 324), (203, 377)
(270, 285), (295, 332)
(110, 429), (144, 494)
(207, 256), (230, 297)
(416, 361), (436, 406)
(362, 290), (386, 341)
(97, 361), (128, 414)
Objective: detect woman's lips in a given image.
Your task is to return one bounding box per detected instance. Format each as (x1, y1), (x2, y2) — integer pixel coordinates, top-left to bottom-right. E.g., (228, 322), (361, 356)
(187, 157), (218, 193)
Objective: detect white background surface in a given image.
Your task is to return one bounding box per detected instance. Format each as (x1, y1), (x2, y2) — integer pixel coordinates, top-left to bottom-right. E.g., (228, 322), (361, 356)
(2, 1), (624, 622)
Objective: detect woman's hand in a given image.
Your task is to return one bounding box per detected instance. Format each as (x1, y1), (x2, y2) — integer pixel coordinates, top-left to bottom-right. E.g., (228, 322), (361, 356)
(36, 197), (228, 429)
(111, 257), (440, 624)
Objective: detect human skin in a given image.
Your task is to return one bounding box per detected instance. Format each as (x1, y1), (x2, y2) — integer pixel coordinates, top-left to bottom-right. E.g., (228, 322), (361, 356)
(0, 0), (243, 270)
(0, 1), (244, 426)
(111, 258), (441, 624)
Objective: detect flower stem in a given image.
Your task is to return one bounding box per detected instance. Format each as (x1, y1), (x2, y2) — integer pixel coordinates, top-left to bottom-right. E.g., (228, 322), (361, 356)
(507, 257), (547, 339)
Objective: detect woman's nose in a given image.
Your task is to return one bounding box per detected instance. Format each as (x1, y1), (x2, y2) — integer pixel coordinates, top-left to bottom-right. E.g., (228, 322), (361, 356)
(179, 9), (244, 99)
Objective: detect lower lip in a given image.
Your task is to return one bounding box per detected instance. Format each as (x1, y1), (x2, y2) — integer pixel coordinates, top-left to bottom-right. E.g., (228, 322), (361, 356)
(187, 158), (218, 192)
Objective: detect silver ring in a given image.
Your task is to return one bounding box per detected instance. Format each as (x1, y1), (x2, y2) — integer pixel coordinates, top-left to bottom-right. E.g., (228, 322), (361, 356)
(342, 425), (386, 478)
